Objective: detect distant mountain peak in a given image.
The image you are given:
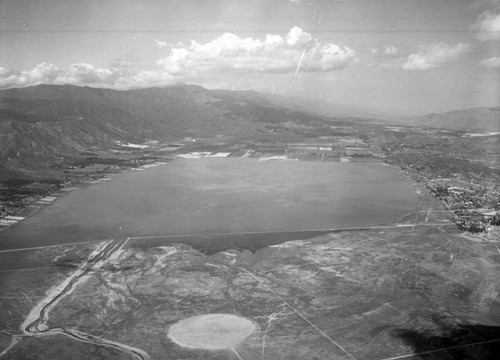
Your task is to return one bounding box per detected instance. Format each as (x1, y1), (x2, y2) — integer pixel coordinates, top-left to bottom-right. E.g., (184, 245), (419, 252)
(414, 107), (500, 131)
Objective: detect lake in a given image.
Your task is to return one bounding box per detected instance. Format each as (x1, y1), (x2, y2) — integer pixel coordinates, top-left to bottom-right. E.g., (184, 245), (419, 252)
(0, 158), (417, 250)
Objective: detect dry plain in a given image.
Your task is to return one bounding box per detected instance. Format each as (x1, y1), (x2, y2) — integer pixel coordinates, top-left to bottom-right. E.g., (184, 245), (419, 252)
(1, 224), (500, 359)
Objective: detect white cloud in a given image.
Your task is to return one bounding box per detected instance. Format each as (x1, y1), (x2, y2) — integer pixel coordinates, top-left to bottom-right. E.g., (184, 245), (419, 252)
(403, 42), (470, 70)
(0, 62), (175, 89)
(0, 28), (356, 89)
(67, 63), (114, 83)
(157, 27), (356, 76)
(480, 56), (500, 68)
(473, 11), (500, 41)
(154, 40), (169, 48)
(383, 46), (399, 56)
(0, 63), (63, 88)
(285, 26), (313, 46)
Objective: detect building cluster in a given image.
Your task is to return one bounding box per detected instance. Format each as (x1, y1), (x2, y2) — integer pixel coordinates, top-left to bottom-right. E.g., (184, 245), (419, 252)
(286, 138), (372, 159)
(428, 180), (500, 233)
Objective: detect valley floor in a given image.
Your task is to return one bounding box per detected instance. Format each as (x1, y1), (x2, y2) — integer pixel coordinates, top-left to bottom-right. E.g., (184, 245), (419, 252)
(0, 127), (499, 359)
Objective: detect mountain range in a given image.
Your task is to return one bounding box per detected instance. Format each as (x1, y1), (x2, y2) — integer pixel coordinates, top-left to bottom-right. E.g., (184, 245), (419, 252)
(1, 84), (498, 169)
(411, 107), (500, 132)
(0, 84), (348, 165)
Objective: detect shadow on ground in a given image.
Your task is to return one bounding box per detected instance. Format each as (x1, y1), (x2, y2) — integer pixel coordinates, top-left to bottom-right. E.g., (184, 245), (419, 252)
(390, 323), (500, 359)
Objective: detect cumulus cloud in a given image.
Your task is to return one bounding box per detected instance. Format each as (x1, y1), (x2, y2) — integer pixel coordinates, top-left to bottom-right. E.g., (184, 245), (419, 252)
(383, 46), (399, 56)
(67, 63), (114, 83)
(0, 62), (175, 90)
(0, 28), (356, 89)
(473, 11), (500, 40)
(402, 42), (470, 70)
(0, 63), (63, 88)
(480, 56), (500, 68)
(154, 40), (169, 48)
(156, 27), (356, 76)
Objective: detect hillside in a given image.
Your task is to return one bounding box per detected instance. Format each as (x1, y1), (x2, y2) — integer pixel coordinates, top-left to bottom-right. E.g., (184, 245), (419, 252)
(412, 107), (500, 131)
(0, 84), (341, 167)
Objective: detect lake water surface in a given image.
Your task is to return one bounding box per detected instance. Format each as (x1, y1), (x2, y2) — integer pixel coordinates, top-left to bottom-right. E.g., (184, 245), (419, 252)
(0, 158), (417, 250)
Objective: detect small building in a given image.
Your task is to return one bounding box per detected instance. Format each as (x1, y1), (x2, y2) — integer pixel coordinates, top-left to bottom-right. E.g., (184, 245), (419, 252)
(288, 143), (333, 151)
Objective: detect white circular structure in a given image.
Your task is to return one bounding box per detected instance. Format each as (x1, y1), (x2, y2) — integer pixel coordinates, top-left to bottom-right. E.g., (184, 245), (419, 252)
(167, 313), (259, 350)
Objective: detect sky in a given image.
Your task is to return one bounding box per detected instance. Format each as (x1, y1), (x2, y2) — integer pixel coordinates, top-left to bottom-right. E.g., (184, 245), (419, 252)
(0, 0), (499, 115)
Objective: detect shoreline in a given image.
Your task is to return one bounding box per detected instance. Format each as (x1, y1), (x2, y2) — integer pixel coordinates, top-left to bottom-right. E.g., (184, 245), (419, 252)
(0, 155), (381, 232)
(0, 156), (442, 251)
(0, 222), (457, 255)
(0, 159), (171, 233)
